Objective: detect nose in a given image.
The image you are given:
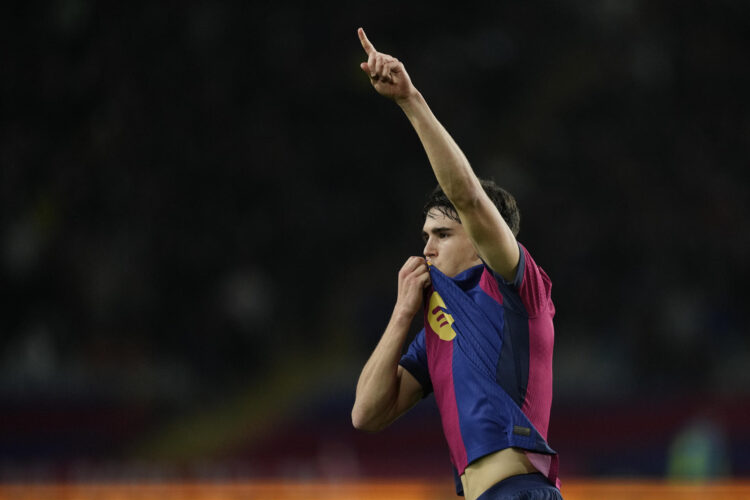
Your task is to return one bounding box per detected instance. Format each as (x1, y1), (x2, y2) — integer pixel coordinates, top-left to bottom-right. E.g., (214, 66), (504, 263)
(423, 237), (437, 259)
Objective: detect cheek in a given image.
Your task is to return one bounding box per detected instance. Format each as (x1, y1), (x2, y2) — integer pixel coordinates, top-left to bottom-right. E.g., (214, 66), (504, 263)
(461, 239), (477, 257)
(447, 240), (472, 263)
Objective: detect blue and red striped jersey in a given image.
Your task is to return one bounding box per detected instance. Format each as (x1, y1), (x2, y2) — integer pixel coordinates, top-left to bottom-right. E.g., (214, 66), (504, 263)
(399, 243), (559, 493)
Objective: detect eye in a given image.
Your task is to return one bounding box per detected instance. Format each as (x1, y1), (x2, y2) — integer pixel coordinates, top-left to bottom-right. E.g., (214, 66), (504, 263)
(439, 232), (449, 239)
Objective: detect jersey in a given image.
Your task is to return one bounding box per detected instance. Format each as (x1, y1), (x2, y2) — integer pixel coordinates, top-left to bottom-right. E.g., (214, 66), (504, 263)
(399, 243), (559, 494)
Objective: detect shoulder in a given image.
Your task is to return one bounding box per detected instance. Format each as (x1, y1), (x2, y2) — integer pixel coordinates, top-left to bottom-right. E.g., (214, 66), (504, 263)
(483, 243), (553, 317)
(516, 244), (553, 316)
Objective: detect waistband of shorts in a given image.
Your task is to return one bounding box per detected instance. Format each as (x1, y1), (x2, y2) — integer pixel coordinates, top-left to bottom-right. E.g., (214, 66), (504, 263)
(478, 472), (558, 498)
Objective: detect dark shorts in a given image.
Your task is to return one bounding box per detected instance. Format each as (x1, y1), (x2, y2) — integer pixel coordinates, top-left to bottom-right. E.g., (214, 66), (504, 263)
(476, 473), (563, 500)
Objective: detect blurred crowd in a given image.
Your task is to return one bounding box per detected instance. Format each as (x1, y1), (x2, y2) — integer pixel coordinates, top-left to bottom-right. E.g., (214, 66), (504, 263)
(1, 0), (748, 480)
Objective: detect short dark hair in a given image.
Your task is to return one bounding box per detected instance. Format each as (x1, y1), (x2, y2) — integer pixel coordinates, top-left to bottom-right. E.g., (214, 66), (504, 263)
(422, 179), (521, 236)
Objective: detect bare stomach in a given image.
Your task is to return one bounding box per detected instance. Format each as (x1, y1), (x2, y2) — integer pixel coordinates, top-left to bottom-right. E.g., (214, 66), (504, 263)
(459, 448), (538, 500)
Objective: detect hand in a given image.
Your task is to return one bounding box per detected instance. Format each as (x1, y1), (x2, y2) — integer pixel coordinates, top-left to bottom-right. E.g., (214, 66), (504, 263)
(395, 256), (431, 318)
(358, 27), (418, 103)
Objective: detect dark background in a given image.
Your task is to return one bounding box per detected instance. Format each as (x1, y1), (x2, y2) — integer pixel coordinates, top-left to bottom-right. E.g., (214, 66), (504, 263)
(1, 0), (748, 482)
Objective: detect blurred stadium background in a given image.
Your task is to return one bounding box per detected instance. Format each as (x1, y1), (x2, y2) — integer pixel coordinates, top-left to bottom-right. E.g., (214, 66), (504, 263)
(1, 0), (749, 498)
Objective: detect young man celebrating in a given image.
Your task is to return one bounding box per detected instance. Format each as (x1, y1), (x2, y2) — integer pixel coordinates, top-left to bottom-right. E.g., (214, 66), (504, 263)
(351, 28), (563, 500)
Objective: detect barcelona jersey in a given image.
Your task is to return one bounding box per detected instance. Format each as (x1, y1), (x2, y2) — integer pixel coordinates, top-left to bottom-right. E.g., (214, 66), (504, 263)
(399, 243), (559, 493)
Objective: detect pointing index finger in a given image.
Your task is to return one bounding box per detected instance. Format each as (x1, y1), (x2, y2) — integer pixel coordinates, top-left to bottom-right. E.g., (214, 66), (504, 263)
(358, 27), (375, 55)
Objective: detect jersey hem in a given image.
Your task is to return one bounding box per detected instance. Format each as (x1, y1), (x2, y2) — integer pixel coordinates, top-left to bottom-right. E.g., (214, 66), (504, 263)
(460, 443), (556, 475)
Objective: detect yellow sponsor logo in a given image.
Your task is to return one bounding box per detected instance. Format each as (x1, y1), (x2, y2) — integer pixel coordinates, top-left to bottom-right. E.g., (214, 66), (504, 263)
(428, 291), (456, 341)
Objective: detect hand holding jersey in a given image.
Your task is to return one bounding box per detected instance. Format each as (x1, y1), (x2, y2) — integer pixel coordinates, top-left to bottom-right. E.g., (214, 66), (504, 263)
(395, 256), (431, 319)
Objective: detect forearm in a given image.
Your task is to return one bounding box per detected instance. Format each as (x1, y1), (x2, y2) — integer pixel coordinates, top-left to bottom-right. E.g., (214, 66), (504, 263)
(397, 92), (483, 209)
(352, 306), (414, 431)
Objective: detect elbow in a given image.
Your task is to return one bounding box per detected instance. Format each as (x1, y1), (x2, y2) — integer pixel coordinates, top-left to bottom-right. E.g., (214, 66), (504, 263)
(351, 407), (385, 433)
(446, 184), (484, 213)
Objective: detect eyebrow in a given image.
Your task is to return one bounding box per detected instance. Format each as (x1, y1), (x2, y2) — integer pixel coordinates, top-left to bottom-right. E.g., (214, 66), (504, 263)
(422, 227), (453, 237)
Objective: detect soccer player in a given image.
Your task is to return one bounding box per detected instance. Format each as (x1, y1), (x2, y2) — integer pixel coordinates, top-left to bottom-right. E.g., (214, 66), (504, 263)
(351, 28), (563, 500)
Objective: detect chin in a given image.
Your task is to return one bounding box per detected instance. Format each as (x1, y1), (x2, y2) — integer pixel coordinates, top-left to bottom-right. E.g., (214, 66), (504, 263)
(433, 262), (463, 278)
(442, 267), (459, 278)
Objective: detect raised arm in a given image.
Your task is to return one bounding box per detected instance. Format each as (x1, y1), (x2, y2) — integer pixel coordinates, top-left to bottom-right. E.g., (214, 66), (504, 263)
(358, 28), (520, 281)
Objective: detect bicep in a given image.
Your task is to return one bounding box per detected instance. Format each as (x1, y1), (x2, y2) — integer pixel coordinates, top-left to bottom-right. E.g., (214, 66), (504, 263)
(456, 194), (520, 282)
(390, 365), (424, 421)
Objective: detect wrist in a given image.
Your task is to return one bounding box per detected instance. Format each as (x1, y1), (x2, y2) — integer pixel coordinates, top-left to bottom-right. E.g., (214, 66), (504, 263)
(395, 90), (424, 112)
(391, 304), (417, 325)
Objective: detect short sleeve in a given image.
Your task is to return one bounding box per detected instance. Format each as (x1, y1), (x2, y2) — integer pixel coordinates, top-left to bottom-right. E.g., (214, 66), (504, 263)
(516, 244), (553, 317)
(398, 328), (433, 396)
(485, 242), (553, 317)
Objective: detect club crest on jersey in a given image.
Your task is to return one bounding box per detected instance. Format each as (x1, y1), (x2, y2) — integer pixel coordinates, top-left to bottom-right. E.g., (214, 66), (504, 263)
(427, 291), (456, 341)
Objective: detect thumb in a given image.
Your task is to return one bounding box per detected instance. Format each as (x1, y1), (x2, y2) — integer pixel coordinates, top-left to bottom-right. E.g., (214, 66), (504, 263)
(360, 62), (370, 74)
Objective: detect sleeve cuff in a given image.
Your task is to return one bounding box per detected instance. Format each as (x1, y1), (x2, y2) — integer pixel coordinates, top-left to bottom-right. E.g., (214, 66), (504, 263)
(398, 360), (433, 397)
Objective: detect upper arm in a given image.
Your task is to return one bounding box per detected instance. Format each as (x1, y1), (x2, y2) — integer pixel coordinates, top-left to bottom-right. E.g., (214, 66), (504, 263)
(390, 365), (424, 422)
(455, 189), (520, 282)
(379, 328), (429, 429)
(361, 366), (423, 433)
